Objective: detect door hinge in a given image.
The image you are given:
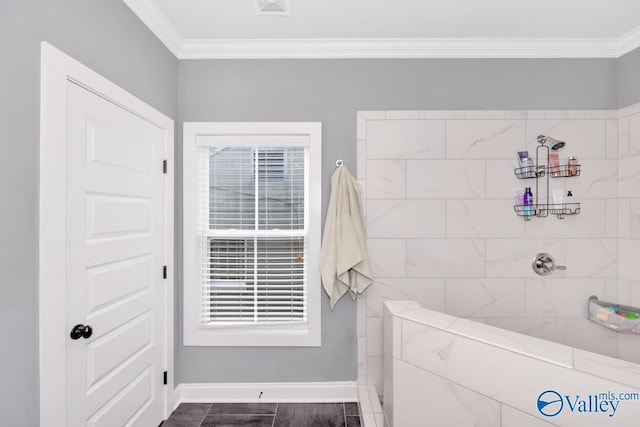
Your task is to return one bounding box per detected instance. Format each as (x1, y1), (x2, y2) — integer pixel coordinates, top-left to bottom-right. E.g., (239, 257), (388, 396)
(163, 265), (167, 279)
(163, 371), (168, 385)
(162, 159), (167, 174)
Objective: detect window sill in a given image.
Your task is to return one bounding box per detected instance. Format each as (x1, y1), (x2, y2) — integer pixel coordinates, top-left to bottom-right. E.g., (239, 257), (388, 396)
(184, 323), (321, 347)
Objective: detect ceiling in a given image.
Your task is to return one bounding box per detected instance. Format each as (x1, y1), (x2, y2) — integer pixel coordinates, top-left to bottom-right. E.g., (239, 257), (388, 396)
(123, 0), (640, 59)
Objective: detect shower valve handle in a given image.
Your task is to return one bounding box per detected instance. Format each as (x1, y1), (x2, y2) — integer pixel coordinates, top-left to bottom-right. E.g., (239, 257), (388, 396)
(532, 253), (566, 276)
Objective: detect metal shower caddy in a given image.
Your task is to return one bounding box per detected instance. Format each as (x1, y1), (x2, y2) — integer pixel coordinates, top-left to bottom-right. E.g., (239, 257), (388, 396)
(513, 135), (581, 220)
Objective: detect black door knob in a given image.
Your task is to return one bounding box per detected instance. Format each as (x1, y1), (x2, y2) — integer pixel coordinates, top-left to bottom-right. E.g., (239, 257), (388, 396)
(70, 324), (93, 340)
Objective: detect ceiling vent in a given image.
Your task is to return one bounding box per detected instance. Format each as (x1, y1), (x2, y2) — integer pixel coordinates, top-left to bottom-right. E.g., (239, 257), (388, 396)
(254, 0), (292, 16)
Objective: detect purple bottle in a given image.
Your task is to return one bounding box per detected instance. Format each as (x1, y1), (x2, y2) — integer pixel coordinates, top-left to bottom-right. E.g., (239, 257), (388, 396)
(523, 187), (533, 216)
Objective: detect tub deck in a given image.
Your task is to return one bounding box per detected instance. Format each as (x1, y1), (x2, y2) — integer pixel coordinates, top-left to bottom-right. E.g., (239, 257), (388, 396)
(383, 301), (640, 427)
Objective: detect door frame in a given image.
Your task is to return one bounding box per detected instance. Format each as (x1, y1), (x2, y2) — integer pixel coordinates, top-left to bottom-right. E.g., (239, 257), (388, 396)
(38, 42), (174, 426)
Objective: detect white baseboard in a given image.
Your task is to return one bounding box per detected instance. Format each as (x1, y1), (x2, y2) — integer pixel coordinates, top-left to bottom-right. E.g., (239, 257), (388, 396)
(175, 381), (358, 405)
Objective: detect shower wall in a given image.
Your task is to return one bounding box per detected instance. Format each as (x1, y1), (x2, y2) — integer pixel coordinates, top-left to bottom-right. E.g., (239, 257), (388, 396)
(356, 108), (640, 395)
(617, 104), (640, 362)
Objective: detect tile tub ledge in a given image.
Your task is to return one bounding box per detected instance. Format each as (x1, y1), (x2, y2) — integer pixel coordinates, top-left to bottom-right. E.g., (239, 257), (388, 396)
(383, 300), (640, 427)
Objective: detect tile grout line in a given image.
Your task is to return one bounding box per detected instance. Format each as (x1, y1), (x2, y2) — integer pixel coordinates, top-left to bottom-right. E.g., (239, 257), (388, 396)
(196, 403), (213, 427)
(343, 402), (347, 426)
(271, 402), (278, 427)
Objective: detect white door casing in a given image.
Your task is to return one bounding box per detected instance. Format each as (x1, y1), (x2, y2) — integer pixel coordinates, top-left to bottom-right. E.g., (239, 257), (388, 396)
(39, 43), (174, 426)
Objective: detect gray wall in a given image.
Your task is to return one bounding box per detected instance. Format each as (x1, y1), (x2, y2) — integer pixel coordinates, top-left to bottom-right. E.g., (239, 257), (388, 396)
(0, 1), (177, 425)
(618, 47), (640, 108)
(2, 0), (639, 420)
(177, 58), (617, 383)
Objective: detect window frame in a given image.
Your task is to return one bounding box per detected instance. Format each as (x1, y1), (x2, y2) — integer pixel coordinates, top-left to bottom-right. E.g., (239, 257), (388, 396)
(183, 122), (322, 347)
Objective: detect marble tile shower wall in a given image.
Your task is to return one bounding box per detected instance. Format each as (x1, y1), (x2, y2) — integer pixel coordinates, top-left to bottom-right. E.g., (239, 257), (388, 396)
(618, 103), (640, 366)
(355, 108), (640, 395)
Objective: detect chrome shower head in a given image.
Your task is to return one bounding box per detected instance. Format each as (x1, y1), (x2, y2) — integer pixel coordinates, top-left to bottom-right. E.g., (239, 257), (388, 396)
(537, 135), (566, 151)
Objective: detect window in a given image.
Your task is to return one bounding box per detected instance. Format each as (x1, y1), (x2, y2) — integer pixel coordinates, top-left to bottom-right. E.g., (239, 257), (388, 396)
(183, 123), (321, 346)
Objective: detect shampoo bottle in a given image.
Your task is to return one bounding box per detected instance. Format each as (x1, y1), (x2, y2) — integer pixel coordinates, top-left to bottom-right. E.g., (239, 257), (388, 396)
(524, 187), (534, 216)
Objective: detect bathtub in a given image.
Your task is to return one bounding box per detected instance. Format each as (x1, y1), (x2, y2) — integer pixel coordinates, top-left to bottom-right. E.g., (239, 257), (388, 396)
(383, 301), (640, 427)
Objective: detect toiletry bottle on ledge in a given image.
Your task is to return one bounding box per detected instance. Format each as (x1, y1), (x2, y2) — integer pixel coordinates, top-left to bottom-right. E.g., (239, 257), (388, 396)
(568, 156), (578, 176)
(524, 187), (534, 216)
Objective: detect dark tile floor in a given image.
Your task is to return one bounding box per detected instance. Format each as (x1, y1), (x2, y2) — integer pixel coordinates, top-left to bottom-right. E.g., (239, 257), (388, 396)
(163, 402), (361, 427)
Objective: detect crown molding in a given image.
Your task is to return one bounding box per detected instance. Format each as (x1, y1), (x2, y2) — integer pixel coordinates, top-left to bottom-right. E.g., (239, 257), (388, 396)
(122, 0), (182, 56)
(122, 1), (640, 59)
(618, 26), (640, 57)
(177, 37), (621, 59)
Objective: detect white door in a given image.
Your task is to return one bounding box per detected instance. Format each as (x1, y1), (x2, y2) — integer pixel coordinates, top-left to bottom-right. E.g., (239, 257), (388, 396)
(65, 81), (166, 427)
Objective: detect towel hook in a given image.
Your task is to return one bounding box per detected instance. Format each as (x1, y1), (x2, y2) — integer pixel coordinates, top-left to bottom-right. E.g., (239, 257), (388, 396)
(335, 159), (343, 167)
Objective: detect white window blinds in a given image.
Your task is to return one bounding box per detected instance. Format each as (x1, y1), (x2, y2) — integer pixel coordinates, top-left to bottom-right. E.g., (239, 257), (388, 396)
(197, 139), (309, 326)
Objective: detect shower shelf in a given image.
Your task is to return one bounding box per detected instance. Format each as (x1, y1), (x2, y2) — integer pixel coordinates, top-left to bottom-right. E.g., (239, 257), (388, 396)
(588, 296), (640, 335)
(514, 203), (580, 219)
(514, 165), (545, 179)
(513, 164), (581, 180)
(550, 164), (581, 178)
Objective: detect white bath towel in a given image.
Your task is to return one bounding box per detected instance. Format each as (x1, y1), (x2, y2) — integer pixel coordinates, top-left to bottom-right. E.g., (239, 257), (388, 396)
(320, 165), (372, 309)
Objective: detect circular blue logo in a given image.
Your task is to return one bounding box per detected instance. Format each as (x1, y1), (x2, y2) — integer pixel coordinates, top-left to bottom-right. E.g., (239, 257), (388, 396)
(537, 390), (563, 417)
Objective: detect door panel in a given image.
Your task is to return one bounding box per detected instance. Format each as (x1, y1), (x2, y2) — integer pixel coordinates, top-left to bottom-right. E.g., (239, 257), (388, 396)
(87, 119), (154, 174)
(66, 82), (165, 426)
(86, 312), (153, 386)
(86, 255), (153, 314)
(86, 368), (154, 427)
(86, 194), (153, 238)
